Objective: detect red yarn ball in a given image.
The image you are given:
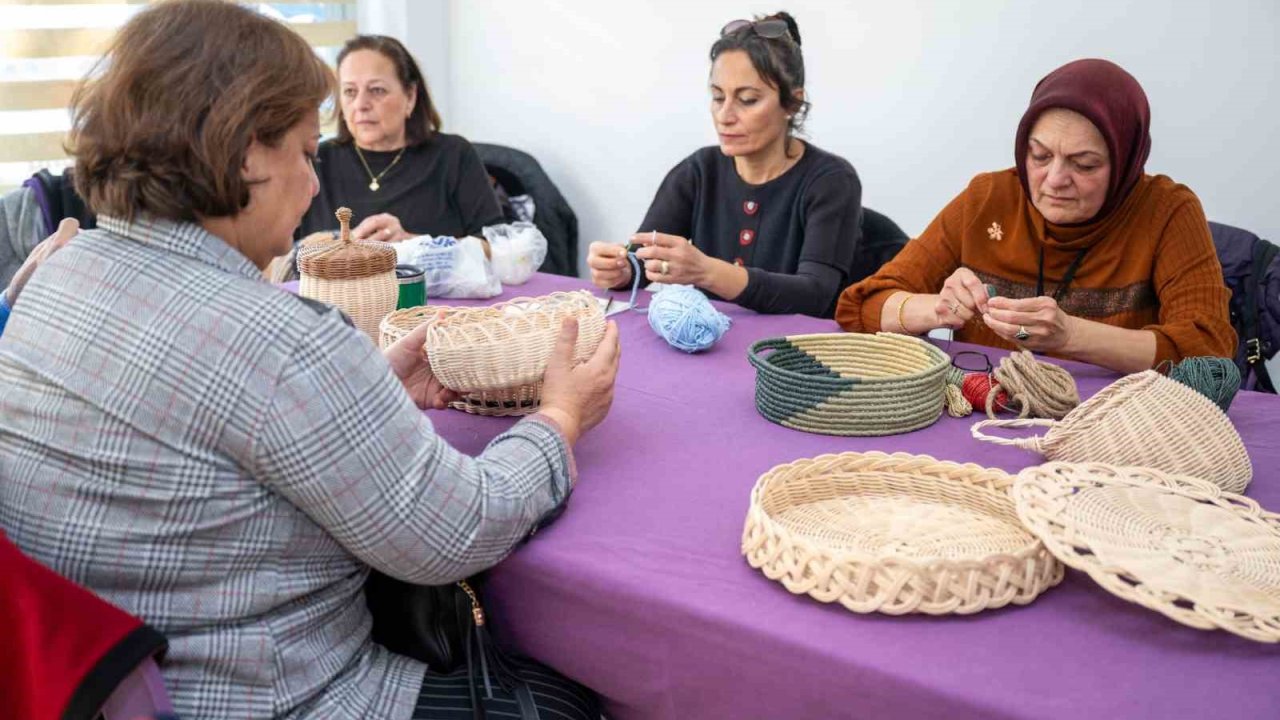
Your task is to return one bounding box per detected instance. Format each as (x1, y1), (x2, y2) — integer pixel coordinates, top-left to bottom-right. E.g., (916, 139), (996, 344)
(961, 373), (1013, 413)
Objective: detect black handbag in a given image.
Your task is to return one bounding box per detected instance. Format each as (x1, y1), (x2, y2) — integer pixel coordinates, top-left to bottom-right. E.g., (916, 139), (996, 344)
(365, 572), (549, 720)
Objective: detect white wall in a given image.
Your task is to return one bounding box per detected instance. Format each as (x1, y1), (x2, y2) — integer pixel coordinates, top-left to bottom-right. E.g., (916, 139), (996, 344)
(379, 0), (1280, 274)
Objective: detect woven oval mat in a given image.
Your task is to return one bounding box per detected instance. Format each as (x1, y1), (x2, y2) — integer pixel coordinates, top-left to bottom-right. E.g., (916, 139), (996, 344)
(1014, 462), (1280, 643)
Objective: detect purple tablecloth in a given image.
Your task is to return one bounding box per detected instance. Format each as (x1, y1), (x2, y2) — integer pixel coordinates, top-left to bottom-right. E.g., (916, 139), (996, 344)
(343, 274), (1280, 718)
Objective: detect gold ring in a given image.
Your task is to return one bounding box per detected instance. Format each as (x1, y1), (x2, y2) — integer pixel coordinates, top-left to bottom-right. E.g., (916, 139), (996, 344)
(660, 259), (670, 275)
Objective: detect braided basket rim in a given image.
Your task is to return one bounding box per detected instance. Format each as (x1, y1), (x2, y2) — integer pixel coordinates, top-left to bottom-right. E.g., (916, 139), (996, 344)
(742, 451), (1064, 615)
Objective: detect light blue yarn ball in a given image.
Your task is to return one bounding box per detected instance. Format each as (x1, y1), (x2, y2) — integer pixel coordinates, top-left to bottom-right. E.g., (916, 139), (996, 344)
(647, 284), (732, 353)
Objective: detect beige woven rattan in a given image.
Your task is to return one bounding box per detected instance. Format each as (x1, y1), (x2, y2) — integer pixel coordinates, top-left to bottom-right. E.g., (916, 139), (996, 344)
(1014, 463), (1280, 643)
(748, 333), (951, 436)
(742, 451), (1064, 615)
(971, 370), (1252, 493)
(298, 208), (397, 341)
(424, 291), (604, 392)
(379, 292), (605, 416)
(379, 305), (541, 416)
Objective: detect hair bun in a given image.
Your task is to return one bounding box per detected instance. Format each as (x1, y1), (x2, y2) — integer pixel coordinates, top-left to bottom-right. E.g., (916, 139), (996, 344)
(767, 11), (801, 46)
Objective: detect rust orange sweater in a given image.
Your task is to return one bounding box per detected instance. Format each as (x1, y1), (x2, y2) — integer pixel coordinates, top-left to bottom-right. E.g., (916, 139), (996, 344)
(836, 169), (1236, 367)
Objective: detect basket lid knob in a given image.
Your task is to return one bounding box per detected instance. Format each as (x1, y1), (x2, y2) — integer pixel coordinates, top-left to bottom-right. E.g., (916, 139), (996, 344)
(297, 206), (397, 279)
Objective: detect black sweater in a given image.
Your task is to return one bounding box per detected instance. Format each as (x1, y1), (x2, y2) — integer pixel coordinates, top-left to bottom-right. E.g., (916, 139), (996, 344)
(637, 142), (862, 317)
(299, 133), (503, 239)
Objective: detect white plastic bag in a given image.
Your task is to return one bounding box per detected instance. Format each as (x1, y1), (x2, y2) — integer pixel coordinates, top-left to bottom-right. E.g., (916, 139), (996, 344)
(391, 235), (501, 299)
(482, 222), (548, 285)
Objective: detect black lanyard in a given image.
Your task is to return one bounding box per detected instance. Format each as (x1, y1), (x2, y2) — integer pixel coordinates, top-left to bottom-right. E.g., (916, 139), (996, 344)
(1036, 247), (1089, 303)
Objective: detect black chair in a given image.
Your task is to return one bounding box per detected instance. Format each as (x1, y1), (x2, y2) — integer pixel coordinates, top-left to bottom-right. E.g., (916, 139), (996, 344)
(849, 207), (909, 284)
(474, 143), (579, 278)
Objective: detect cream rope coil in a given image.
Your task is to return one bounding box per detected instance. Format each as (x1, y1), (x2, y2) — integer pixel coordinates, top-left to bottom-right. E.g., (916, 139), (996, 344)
(748, 333), (951, 436)
(1014, 462), (1280, 643)
(742, 451), (1064, 615)
(988, 350), (1080, 420)
(972, 370), (1252, 493)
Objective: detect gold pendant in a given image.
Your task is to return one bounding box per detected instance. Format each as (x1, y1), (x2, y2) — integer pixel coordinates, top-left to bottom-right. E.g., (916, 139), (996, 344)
(369, 180), (380, 192)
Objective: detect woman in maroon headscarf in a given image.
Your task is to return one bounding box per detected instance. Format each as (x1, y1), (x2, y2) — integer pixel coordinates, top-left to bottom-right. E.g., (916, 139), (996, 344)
(836, 59), (1235, 373)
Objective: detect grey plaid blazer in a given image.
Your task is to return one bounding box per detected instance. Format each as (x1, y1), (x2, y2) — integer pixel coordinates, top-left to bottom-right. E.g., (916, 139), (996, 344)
(0, 216), (575, 719)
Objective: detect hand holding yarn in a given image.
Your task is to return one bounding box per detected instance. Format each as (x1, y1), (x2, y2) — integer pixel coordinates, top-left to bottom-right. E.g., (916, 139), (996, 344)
(587, 241), (633, 290)
(632, 231), (706, 285)
(983, 295), (1076, 352)
(935, 266), (990, 328)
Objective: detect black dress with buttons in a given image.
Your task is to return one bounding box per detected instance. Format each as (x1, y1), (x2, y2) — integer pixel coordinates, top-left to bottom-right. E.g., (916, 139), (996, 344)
(636, 142), (863, 318)
(298, 133), (503, 239)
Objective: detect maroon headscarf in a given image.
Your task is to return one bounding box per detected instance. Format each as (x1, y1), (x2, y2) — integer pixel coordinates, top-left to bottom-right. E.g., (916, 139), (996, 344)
(1014, 59), (1152, 224)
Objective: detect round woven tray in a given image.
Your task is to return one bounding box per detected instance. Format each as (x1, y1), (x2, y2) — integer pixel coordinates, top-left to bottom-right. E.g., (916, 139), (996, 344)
(972, 370), (1252, 493)
(748, 333), (951, 436)
(1014, 463), (1280, 643)
(381, 292), (604, 416)
(742, 451), (1064, 615)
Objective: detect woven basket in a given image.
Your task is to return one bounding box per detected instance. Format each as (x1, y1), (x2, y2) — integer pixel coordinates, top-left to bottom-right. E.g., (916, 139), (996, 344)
(742, 451), (1064, 615)
(971, 370), (1252, 493)
(380, 291), (604, 416)
(1014, 463), (1280, 643)
(748, 333), (951, 436)
(380, 305), (541, 416)
(298, 210), (397, 342)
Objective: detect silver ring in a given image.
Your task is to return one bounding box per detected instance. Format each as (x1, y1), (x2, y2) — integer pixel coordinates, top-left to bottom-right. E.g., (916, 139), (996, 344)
(1015, 326), (1031, 341)
(660, 259), (670, 275)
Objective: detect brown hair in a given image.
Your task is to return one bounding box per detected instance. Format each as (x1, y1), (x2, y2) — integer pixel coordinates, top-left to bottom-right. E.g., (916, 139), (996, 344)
(69, 0), (334, 222)
(711, 11), (809, 139)
(334, 35), (441, 146)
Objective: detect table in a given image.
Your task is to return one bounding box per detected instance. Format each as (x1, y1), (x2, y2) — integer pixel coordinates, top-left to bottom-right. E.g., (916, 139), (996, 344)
(417, 274), (1280, 720)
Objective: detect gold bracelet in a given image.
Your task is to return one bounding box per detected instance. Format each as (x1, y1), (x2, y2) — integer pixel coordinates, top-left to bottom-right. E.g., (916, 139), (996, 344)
(895, 293), (913, 334)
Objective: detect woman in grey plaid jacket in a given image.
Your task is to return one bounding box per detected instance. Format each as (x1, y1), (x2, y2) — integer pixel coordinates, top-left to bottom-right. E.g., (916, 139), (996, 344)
(0, 2), (618, 719)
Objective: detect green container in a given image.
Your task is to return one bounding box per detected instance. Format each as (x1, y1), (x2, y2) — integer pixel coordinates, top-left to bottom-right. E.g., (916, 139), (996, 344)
(395, 264), (426, 308)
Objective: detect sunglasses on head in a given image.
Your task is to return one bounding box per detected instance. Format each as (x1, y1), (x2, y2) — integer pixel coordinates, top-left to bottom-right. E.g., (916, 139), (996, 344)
(720, 18), (792, 41)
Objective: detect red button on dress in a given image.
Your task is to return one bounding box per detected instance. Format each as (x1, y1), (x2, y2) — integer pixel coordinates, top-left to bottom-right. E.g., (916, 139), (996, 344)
(733, 257), (745, 267)
(739, 229), (754, 246)
(743, 200), (759, 216)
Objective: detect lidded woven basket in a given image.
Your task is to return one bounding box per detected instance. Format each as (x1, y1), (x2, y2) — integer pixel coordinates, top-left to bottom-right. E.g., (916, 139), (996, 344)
(748, 333), (951, 436)
(1014, 462), (1280, 643)
(298, 207), (397, 341)
(742, 451), (1064, 615)
(971, 370), (1252, 493)
(381, 291), (604, 416)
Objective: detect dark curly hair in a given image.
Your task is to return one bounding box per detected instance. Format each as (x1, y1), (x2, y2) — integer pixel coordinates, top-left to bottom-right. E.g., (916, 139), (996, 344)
(710, 12), (809, 142)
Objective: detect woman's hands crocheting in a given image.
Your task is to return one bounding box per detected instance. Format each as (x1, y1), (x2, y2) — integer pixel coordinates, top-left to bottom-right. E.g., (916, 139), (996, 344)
(7, 218), (78, 306)
(539, 317), (621, 446)
(934, 266), (990, 329)
(633, 232), (707, 285)
(587, 241), (634, 290)
(983, 295), (1077, 353)
(384, 318), (460, 410)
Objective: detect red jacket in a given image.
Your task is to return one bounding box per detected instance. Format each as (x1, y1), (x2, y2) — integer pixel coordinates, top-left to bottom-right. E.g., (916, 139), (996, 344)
(0, 531), (167, 719)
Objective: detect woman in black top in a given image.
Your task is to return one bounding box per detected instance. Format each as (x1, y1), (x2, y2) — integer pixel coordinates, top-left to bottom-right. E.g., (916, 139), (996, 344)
(298, 35), (501, 241)
(587, 13), (863, 318)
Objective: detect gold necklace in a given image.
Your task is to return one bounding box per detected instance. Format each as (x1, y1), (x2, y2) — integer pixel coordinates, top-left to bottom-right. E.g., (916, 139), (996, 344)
(353, 144), (406, 192)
